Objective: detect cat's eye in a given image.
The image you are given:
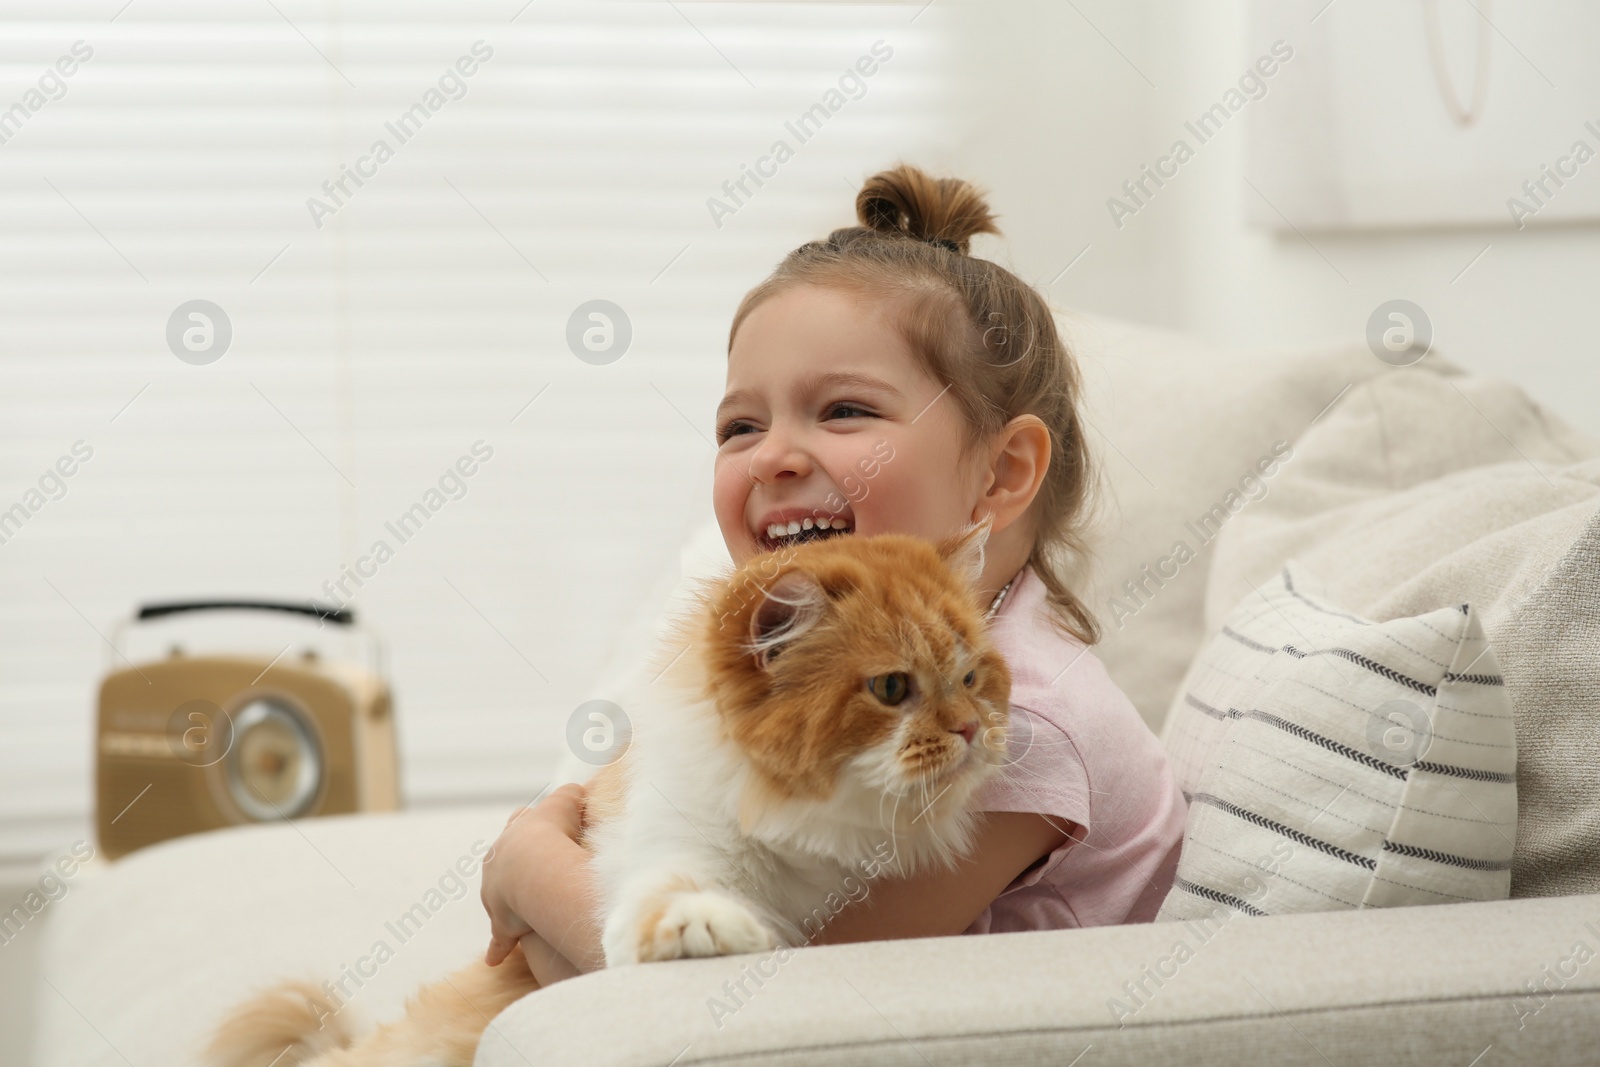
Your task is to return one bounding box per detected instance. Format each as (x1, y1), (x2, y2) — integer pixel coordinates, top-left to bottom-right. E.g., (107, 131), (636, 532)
(963, 670), (976, 687)
(865, 672), (910, 706)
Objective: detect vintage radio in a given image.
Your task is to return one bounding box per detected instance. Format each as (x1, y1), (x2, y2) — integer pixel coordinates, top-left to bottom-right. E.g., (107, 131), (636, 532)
(95, 599), (400, 860)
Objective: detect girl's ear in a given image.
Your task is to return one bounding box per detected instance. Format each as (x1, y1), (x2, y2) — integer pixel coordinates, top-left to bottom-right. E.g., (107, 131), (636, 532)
(937, 513), (992, 590)
(748, 567), (828, 670)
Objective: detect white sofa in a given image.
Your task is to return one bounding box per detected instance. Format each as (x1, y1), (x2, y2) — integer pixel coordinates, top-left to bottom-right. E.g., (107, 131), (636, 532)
(31, 312), (1600, 1065)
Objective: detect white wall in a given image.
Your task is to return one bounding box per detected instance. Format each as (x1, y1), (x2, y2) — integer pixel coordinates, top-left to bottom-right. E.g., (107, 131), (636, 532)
(1161, 0), (1599, 435)
(947, 0), (1599, 436)
(938, 0), (1172, 325)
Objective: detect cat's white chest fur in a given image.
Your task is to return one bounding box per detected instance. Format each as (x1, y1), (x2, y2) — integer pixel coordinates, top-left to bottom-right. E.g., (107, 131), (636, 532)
(586, 650), (991, 967)
(588, 685), (866, 965)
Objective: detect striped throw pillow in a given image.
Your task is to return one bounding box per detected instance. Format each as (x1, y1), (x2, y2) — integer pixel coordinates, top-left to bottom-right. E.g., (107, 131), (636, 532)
(1156, 561), (1516, 922)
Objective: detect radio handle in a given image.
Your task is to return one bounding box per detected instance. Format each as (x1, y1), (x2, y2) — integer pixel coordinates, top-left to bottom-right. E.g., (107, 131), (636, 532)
(106, 599), (387, 681)
(136, 599), (354, 625)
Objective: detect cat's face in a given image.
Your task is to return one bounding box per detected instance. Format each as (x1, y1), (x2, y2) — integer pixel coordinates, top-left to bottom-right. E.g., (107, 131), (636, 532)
(700, 521), (1011, 809)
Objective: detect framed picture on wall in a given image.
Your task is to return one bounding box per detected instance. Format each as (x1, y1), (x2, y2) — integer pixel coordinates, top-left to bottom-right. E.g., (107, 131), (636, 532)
(1246, 0), (1600, 231)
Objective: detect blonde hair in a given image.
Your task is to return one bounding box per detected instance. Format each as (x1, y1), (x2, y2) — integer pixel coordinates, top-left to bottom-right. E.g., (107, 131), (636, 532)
(726, 162), (1104, 646)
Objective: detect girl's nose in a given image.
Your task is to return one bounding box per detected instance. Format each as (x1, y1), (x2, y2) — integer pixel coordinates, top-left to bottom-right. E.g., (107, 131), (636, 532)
(746, 429), (813, 483)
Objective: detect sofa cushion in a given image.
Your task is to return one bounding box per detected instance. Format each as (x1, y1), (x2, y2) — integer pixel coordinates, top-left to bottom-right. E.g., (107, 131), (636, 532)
(1050, 313), (1394, 734)
(1488, 505), (1600, 897)
(1171, 364), (1600, 897)
(550, 519), (732, 788)
(1195, 365), (1600, 638)
(1157, 562), (1515, 924)
(33, 806), (509, 1067)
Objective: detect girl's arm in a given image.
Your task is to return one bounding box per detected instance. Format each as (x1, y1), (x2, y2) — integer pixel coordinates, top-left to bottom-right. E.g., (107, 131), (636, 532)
(807, 811), (1078, 944)
(490, 806), (1076, 980)
(481, 784), (606, 976)
(505, 827), (605, 974)
(517, 929), (583, 986)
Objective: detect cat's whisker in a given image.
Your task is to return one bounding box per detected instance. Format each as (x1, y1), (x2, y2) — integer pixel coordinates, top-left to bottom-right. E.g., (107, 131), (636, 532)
(875, 780), (895, 837)
(911, 780), (953, 825)
(879, 786), (906, 872)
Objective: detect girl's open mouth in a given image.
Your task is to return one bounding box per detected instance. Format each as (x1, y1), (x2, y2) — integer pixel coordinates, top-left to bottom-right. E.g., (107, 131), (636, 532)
(757, 516), (854, 552)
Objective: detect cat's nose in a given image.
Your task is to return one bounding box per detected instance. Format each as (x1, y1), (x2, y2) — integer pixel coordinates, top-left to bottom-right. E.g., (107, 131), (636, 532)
(954, 721), (977, 746)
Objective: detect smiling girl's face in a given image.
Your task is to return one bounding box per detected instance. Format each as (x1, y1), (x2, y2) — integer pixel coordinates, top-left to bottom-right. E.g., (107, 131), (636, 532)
(713, 283), (990, 570)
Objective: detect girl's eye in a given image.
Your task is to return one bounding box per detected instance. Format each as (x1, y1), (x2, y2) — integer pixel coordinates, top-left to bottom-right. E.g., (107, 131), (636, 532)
(963, 670), (976, 687)
(865, 672), (910, 706)
(716, 420), (755, 444)
(718, 403), (870, 442)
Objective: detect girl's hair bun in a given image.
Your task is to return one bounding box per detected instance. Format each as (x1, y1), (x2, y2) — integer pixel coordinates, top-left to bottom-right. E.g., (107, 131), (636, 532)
(855, 163), (1001, 255)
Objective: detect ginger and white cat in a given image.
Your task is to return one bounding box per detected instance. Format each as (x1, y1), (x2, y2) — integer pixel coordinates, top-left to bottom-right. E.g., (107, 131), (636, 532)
(205, 521), (1012, 1067)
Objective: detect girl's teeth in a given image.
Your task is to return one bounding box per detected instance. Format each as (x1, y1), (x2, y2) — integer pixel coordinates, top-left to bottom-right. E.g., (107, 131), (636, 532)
(762, 517), (854, 543)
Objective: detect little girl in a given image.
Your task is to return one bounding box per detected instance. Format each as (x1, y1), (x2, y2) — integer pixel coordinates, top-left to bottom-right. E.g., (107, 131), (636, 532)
(480, 163), (1189, 981)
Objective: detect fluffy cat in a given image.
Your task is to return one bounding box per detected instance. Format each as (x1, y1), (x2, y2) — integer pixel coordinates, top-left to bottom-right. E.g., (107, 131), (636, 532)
(204, 521), (1012, 1067)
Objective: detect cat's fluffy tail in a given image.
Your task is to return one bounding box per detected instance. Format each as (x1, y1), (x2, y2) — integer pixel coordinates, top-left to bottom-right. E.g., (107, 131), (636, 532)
(203, 978), (358, 1067)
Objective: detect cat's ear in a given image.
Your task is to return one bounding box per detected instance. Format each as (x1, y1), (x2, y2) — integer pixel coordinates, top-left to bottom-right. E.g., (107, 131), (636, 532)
(748, 567), (828, 671)
(938, 513), (993, 590)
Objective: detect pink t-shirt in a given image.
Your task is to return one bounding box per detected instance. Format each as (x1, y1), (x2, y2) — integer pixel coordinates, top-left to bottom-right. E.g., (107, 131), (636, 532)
(962, 564), (1188, 934)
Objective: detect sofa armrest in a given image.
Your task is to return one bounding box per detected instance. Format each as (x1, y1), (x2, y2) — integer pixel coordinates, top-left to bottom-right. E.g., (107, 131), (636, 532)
(480, 893), (1600, 1066)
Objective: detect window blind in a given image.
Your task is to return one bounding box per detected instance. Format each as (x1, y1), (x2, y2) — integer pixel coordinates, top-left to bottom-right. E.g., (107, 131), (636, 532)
(0, 0), (961, 879)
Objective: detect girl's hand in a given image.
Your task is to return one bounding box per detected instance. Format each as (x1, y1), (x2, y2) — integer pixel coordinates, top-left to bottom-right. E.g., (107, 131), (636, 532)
(481, 782), (588, 966)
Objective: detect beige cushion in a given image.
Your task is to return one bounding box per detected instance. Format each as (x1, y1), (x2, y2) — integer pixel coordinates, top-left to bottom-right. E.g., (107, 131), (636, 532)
(34, 806), (509, 1067)
(551, 520), (732, 788)
(1157, 561), (1516, 924)
(1167, 363), (1600, 897)
(1001, 311), (1399, 734)
(1195, 364), (1600, 635)
(1490, 506), (1600, 897)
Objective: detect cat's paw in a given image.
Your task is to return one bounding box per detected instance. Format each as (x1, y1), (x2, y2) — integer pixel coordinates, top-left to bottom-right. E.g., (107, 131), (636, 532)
(636, 890), (778, 963)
